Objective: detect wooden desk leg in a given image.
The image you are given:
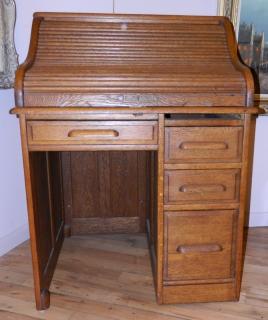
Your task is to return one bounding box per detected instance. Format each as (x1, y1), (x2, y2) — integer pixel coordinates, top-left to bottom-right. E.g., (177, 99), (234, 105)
(19, 115), (64, 310)
(235, 114), (255, 297)
(156, 114), (165, 303)
(61, 152), (72, 238)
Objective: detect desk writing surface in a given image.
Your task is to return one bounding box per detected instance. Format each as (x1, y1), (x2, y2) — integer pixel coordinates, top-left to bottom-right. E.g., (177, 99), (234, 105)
(12, 13), (259, 310)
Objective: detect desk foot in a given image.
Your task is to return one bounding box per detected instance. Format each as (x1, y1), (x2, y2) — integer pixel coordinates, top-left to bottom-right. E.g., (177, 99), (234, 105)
(37, 289), (50, 310)
(64, 225), (71, 237)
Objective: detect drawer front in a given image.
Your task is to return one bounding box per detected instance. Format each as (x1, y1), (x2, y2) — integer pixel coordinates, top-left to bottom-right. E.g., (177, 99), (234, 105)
(164, 169), (240, 204)
(164, 210), (237, 281)
(27, 121), (158, 145)
(165, 127), (243, 163)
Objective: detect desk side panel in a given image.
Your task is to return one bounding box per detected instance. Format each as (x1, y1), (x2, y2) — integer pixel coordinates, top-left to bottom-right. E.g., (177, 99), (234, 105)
(27, 151), (64, 309)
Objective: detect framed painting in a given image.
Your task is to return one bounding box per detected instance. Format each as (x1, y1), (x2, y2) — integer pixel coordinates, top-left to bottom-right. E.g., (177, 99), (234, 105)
(218, 0), (268, 112)
(0, 0), (18, 89)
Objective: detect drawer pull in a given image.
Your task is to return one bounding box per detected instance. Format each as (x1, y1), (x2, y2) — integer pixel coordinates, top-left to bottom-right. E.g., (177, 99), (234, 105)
(176, 244), (223, 254)
(179, 183), (226, 193)
(179, 141), (228, 150)
(68, 129), (119, 138)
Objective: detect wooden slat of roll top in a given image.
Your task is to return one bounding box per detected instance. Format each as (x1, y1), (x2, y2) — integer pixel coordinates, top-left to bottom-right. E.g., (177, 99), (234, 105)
(23, 87), (245, 94)
(35, 53), (230, 59)
(25, 72), (242, 79)
(38, 18), (225, 28)
(24, 80), (245, 88)
(37, 37), (227, 44)
(34, 12), (224, 22)
(37, 29), (227, 39)
(37, 35), (228, 45)
(37, 21), (223, 33)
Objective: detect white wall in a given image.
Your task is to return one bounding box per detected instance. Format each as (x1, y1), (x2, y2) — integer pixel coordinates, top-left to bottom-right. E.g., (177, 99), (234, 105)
(0, 90), (28, 256)
(250, 117), (268, 226)
(0, 0), (267, 256)
(115, 0), (218, 15)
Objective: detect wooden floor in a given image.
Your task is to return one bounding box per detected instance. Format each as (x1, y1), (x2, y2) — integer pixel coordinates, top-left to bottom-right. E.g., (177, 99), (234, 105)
(0, 228), (267, 320)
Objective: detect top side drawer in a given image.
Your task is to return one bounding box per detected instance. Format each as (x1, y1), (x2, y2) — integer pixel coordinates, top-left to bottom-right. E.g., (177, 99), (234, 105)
(27, 120), (158, 146)
(165, 127), (243, 163)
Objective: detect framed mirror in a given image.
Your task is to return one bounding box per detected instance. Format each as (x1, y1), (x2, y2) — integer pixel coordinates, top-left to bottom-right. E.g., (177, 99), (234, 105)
(0, 0), (18, 89)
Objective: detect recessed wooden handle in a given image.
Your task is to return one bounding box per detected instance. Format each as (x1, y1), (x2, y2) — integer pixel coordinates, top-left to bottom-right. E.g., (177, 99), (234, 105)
(179, 183), (226, 193)
(68, 129), (119, 138)
(179, 141), (228, 150)
(176, 244), (223, 254)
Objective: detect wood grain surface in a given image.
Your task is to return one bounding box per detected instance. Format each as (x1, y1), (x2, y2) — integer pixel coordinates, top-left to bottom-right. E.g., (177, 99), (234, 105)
(165, 126), (243, 163)
(61, 151), (151, 235)
(163, 210), (237, 282)
(27, 121), (158, 146)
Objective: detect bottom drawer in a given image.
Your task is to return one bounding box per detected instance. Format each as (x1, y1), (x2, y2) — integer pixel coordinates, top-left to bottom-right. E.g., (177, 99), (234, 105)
(164, 210), (237, 282)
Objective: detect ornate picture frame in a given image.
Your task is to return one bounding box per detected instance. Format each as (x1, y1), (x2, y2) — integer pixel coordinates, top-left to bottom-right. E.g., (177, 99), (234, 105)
(218, 0), (268, 112)
(0, 0), (18, 89)
(217, 0), (240, 31)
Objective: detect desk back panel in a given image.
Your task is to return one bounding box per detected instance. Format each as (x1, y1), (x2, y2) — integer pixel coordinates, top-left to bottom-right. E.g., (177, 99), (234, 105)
(61, 151), (151, 234)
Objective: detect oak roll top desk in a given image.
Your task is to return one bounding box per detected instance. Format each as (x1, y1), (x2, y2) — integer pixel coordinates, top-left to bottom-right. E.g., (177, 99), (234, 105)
(11, 13), (260, 310)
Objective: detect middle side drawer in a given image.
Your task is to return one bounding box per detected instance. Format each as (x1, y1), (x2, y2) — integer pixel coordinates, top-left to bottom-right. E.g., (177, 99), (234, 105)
(164, 169), (240, 204)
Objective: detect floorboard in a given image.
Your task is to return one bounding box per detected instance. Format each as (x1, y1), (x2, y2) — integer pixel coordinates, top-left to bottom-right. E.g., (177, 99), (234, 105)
(0, 228), (267, 320)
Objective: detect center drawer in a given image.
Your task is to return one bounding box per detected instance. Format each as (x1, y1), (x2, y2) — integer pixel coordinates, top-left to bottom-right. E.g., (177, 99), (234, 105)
(27, 120), (158, 146)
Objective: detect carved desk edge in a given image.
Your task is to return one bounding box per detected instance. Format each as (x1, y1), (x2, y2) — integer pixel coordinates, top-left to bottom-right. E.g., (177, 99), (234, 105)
(10, 107), (263, 118)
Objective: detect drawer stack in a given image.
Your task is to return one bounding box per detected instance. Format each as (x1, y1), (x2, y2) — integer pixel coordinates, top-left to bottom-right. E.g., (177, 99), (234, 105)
(162, 117), (244, 303)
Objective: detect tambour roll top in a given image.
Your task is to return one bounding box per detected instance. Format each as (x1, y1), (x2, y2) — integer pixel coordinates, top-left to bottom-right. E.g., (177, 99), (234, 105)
(15, 13), (254, 108)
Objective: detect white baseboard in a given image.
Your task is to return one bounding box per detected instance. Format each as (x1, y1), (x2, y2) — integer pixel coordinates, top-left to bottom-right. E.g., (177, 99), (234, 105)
(249, 212), (268, 227)
(0, 223), (29, 257)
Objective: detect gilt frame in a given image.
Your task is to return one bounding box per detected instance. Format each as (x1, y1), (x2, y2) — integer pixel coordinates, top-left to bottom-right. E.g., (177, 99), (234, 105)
(217, 0), (241, 31)
(0, 0), (18, 89)
(218, 0), (268, 112)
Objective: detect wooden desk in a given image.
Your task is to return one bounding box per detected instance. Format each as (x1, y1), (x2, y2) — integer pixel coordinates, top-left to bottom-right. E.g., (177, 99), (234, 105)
(11, 13), (260, 310)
